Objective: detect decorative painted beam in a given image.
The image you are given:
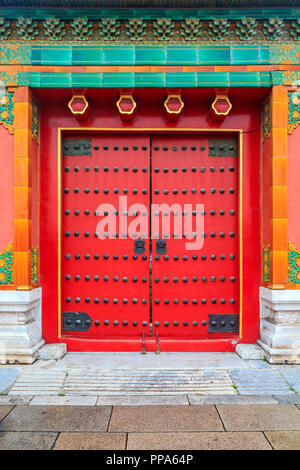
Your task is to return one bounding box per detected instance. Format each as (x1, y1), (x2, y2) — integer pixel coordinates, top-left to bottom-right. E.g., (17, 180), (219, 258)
(4, 69), (300, 88)
(2, 43), (300, 66)
(27, 71), (272, 88)
(28, 45), (271, 66)
(271, 71), (300, 85)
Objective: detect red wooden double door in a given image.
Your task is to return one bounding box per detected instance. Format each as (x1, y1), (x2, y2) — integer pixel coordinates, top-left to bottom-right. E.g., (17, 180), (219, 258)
(61, 133), (240, 346)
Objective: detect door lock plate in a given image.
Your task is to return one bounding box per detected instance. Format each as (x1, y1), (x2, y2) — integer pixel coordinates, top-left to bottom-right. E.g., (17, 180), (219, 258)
(208, 314), (239, 333)
(63, 311), (93, 331)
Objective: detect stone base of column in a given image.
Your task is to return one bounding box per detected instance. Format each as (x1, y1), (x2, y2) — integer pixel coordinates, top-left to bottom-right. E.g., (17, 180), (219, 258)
(257, 287), (300, 364)
(0, 288), (44, 364)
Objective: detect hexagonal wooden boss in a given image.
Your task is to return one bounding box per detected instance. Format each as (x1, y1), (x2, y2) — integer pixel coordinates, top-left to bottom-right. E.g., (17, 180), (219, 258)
(68, 95), (90, 120)
(116, 94), (137, 120)
(164, 94), (184, 120)
(210, 94), (232, 121)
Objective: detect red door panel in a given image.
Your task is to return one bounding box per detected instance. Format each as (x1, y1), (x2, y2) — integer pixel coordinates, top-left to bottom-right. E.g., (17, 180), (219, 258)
(151, 135), (239, 338)
(61, 134), (150, 338)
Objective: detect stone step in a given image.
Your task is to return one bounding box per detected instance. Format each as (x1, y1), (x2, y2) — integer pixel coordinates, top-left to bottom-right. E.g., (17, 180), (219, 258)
(8, 368), (236, 396)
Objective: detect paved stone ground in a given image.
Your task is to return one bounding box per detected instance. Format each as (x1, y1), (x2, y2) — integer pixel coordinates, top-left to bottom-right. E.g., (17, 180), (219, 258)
(0, 353), (300, 449)
(2, 353), (300, 397)
(0, 404), (299, 449)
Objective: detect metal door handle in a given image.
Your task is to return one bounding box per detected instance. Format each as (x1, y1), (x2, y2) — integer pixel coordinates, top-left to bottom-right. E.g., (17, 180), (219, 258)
(134, 238), (145, 254)
(155, 239), (167, 254)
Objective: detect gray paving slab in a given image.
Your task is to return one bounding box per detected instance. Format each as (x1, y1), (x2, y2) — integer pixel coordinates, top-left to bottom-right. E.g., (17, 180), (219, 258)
(96, 395), (189, 405)
(247, 360), (272, 369)
(188, 394), (278, 405)
(217, 404), (300, 431)
(264, 431), (300, 450)
(279, 368), (300, 393)
(229, 369), (294, 395)
(30, 395), (98, 405)
(0, 405), (112, 432)
(0, 432), (58, 450)
(0, 395), (33, 405)
(0, 406), (13, 422)
(273, 394), (300, 404)
(0, 368), (21, 394)
(109, 405), (223, 432)
(54, 432), (126, 450)
(127, 432), (272, 450)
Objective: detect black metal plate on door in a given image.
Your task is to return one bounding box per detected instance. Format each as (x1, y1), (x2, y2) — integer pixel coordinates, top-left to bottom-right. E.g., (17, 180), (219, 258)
(62, 138), (92, 156)
(63, 311), (93, 331)
(208, 139), (238, 157)
(208, 314), (239, 333)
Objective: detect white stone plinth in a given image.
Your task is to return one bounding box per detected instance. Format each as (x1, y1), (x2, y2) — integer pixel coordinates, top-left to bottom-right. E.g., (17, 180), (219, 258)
(0, 288), (44, 364)
(257, 287), (300, 364)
